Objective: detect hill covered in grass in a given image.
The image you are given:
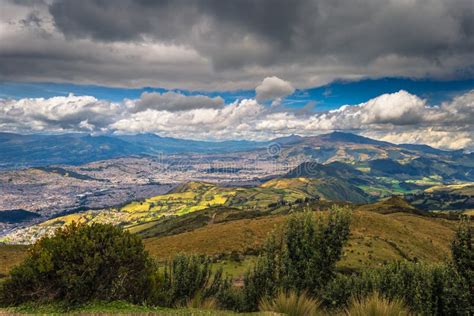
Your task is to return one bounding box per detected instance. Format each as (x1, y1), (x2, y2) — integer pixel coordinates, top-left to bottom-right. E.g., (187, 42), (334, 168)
(0, 244), (28, 278)
(405, 182), (474, 212)
(355, 196), (422, 215)
(425, 183), (474, 195)
(143, 208), (457, 271)
(263, 176), (369, 204)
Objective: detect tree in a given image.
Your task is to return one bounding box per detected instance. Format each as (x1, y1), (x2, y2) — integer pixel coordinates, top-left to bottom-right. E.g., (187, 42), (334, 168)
(322, 261), (472, 315)
(243, 207), (351, 311)
(151, 254), (227, 307)
(1, 223), (155, 306)
(451, 216), (473, 301)
(281, 209), (350, 292)
(452, 217), (473, 278)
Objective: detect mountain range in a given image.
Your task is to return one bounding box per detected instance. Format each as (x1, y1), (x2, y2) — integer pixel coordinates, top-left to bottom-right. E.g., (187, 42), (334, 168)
(0, 131), (471, 170)
(0, 132), (263, 169)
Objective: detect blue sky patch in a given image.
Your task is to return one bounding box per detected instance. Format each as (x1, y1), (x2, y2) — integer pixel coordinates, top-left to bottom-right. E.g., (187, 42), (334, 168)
(1, 77), (473, 111)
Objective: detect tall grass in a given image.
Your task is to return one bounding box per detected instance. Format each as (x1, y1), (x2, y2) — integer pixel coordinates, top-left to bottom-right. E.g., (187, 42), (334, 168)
(185, 291), (218, 310)
(346, 292), (410, 316)
(259, 290), (323, 316)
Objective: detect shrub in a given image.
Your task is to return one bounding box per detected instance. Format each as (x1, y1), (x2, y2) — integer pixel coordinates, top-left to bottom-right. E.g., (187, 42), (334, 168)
(322, 262), (472, 315)
(214, 282), (245, 312)
(281, 208), (350, 292)
(346, 292), (410, 316)
(243, 208), (351, 311)
(321, 273), (358, 309)
(452, 217), (473, 276)
(242, 233), (281, 311)
(151, 254), (228, 308)
(259, 290), (323, 316)
(0, 223), (155, 306)
(451, 216), (473, 301)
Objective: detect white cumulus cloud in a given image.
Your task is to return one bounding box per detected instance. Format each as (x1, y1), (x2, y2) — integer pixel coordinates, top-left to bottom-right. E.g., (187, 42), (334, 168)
(0, 87), (473, 150)
(0, 94), (124, 133)
(255, 77), (295, 102)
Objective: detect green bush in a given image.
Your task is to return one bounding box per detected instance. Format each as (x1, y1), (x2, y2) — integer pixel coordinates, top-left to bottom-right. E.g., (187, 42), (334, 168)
(452, 217), (473, 278)
(322, 262), (472, 315)
(243, 208), (351, 311)
(321, 273), (357, 309)
(282, 208), (350, 292)
(214, 284), (245, 312)
(241, 233), (281, 311)
(151, 254), (228, 308)
(0, 223), (155, 306)
(451, 216), (473, 303)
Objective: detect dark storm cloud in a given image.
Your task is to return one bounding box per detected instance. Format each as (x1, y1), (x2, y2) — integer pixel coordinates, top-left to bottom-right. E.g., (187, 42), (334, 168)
(48, 0), (474, 69)
(1, 0), (474, 89)
(19, 10), (43, 28)
(49, 0), (305, 44)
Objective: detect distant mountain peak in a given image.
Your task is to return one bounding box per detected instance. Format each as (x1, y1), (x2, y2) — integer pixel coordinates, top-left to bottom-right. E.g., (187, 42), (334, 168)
(319, 131), (389, 145)
(271, 134), (304, 144)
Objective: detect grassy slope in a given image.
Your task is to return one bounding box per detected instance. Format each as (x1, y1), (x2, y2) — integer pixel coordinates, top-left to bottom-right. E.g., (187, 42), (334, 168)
(0, 244), (28, 278)
(144, 210), (456, 271)
(355, 196), (419, 214)
(425, 183), (474, 195)
(342, 211), (455, 269)
(145, 215), (286, 259)
(262, 177), (369, 204)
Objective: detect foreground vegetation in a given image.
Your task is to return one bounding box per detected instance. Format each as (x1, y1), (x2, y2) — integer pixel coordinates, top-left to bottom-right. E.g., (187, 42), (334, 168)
(0, 207), (472, 315)
(1, 301), (252, 315)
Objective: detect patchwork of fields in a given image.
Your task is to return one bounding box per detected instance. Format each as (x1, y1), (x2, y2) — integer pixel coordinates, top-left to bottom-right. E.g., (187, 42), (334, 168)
(1, 178), (363, 244)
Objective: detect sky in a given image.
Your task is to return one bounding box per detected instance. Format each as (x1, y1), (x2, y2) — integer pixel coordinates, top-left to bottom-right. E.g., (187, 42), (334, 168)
(0, 0), (474, 150)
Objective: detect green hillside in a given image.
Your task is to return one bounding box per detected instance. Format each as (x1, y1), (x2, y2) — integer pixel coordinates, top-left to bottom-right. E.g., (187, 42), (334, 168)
(405, 182), (474, 212)
(0, 244), (28, 278)
(143, 209), (457, 272)
(355, 196), (422, 215)
(425, 183), (474, 195)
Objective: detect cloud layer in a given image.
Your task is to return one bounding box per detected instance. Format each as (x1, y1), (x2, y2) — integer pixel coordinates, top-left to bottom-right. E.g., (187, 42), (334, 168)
(0, 0), (473, 89)
(1, 81), (473, 150)
(134, 92), (224, 112)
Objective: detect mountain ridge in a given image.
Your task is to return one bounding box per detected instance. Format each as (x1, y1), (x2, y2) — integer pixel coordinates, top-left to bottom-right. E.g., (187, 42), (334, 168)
(0, 131), (466, 170)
